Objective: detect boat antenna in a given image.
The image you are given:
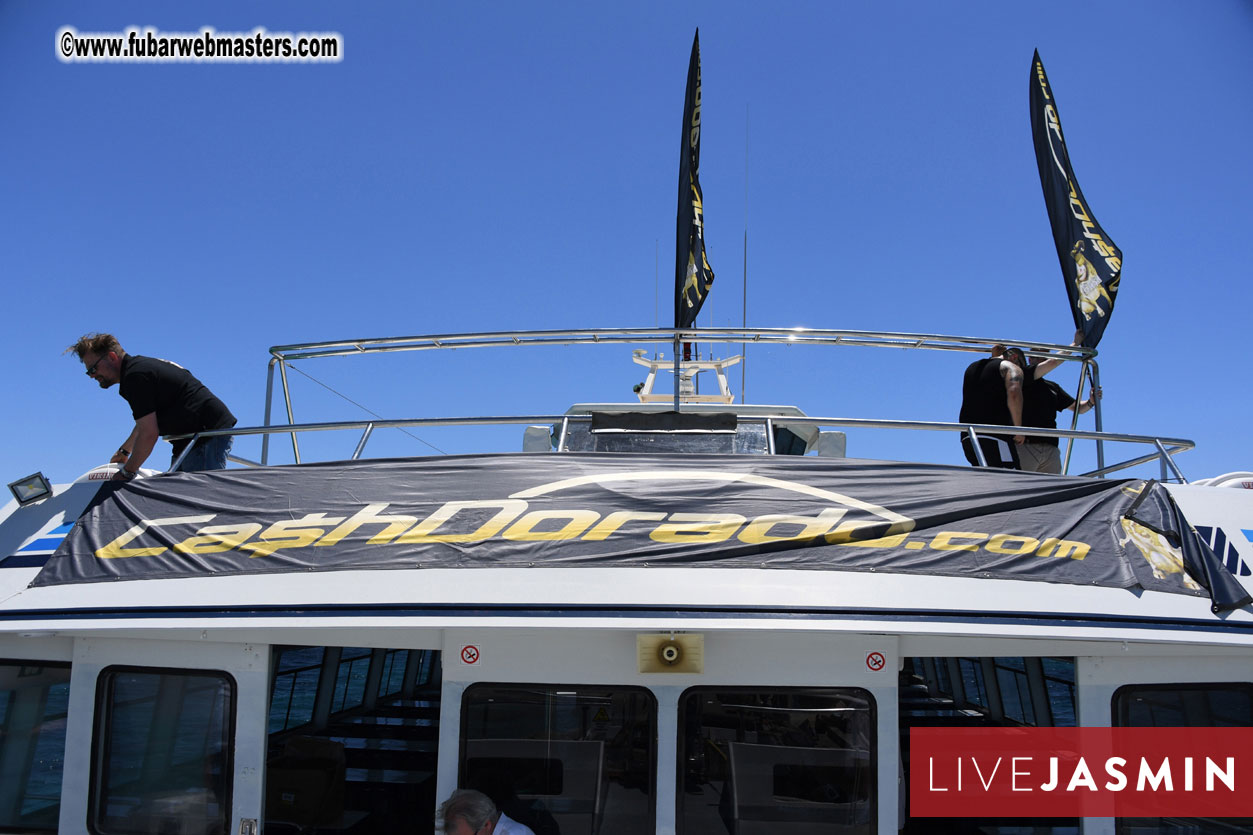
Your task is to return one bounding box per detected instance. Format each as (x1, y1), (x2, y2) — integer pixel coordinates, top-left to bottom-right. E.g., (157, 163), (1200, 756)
(741, 102), (749, 403)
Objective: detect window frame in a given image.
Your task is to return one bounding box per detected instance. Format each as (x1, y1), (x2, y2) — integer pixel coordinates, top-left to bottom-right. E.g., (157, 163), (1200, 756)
(268, 645), (326, 734)
(676, 685), (878, 835)
(459, 681), (658, 835)
(1113, 681), (1253, 728)
(1112, 681), (1253, 835)
(88, 665), (237, 835)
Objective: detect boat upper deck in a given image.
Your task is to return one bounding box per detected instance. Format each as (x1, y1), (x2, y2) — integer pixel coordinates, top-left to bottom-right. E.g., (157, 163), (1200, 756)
(240, 326), (1190, 478)
(2, 327), (1250, 637)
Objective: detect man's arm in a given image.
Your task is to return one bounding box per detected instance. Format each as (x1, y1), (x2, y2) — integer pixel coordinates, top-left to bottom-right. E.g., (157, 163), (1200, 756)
(1001, 360), (1025, 443)
(109, 425), (141, 465)
(1065, 386), (1102, 415)
(111, 412), (159, 480)
(1032, 330), (1084, 380)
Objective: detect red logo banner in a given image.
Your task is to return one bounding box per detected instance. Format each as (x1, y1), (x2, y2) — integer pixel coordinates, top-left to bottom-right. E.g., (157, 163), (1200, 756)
(911, 727), (1253, 818)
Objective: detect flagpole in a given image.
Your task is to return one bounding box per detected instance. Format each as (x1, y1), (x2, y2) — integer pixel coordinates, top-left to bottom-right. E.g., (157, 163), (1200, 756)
(1061, 363), (1088, 475)
(673, 333), (681, 410)
(1090, 360), (1105, 475)
(741, 103), (749, 404)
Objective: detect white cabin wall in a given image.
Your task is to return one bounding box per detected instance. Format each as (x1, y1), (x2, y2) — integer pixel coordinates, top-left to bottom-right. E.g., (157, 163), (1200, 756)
(15, 620), (1246, 835)
(0, 633), (72, 662)
(435, 626), (901, 834)
(1076, 653), (1253, 728)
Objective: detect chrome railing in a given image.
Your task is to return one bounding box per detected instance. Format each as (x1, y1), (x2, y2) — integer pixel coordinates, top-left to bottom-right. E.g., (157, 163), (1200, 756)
(161, 326), (1186, 480)
(260, 326), (1100, 464)
(167, 413), (1193, 482)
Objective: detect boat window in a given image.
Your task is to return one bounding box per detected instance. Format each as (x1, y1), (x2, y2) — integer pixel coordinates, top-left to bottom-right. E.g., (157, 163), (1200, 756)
(900, 657), (1077, 833)
(265, 647), (440, 834)
(414, 649), (438, 688)
(993, 657), (1035, 725)
(90, 667), (233, 835)
(562, 418), (769, 454)
(1042, 656), (1076, 721)
(461, 683), (656, 835)
(331, 647), (372, 714)
(0, 660), (71, 831)
(1113, 682), (1253, 835)
(269, 646), (325, 733)
(377, 649), (408, 699)
(677, 687), (875, 835)
(957, 657), (988, 709)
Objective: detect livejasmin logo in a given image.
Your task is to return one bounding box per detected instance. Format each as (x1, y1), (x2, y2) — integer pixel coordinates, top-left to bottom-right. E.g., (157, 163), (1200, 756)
(911, 728), (1253, 818)
(929, 749), (1233, 793)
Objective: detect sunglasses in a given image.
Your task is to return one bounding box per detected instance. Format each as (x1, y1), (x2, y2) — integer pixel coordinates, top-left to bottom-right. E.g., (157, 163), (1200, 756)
(85, 353), (112, 376)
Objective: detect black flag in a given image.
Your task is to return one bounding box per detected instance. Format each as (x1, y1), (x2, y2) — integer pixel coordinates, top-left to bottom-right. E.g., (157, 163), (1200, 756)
(675, 29), (714, 329)
(1030, 50), (1122, 349)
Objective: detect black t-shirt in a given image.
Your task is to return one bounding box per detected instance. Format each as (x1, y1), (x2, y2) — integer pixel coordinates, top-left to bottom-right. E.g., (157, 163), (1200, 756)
(119, 354), (236, 454)
(1021, 377), (1076, 447)
(958, 357), (1013, 429)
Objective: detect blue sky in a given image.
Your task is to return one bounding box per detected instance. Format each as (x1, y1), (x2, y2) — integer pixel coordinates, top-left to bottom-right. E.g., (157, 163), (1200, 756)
(3, 1), (1251, 485)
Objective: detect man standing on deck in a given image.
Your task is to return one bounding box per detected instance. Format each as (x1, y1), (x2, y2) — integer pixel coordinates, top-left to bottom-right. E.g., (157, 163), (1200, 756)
(958, 344), (1025, 468)
(1018, 363), (1101, 474)
(68, 333), (236, 480)
(1004, 333), (1098, 474)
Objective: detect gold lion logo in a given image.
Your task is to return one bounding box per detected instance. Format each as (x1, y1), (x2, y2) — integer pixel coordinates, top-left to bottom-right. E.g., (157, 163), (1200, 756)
(1071, 240), (1111, 321)
(1117, 517), (1201, 591)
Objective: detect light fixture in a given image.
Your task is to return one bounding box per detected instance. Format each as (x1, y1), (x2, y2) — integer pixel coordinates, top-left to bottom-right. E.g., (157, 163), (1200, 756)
(8, 472), (52, 506)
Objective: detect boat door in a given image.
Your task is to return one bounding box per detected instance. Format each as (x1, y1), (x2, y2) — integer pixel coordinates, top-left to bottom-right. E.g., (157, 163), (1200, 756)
(1074, 652), (1253, 835)
(55, 636), (270, 835)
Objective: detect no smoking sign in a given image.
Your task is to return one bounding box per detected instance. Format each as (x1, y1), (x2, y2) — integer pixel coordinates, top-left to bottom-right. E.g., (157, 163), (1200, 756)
(460, 644), (481, 666)
(865, 651), (886, 672)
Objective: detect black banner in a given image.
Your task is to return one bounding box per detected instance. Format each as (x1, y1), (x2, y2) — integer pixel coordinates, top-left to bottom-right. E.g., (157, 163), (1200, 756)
(675, 29), (714, 329)
(1030, 51), (1123, 349)
(35, 453), (1249, 612)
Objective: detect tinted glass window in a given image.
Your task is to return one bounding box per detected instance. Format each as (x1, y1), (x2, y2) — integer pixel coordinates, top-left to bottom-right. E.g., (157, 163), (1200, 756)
(1043, 657), (1076, 727)
(994, 657), (1036, 725)
(92, 668), (233, 835)
(958, 658), (987, 708)
(376, 649), (408, 699)
(563, 419), (769, 454)
(265, 648), (441, 835)
(331, 648), (372, 714)
(462, 684), (656, 835)
(678, 687), (875, 835)
(0, 661), (71, 831)
(269, 646), (325, 733)
(900, 657), (1077, 834)
(1114, 683), (1253, 835)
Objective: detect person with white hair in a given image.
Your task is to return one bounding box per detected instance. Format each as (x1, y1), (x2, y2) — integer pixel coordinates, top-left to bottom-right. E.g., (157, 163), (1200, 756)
(437, 789), (535, 835)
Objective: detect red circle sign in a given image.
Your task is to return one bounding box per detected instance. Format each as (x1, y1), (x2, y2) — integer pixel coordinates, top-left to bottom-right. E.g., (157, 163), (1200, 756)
(865, 651), (886, 671)
(461, 645), (480, 665)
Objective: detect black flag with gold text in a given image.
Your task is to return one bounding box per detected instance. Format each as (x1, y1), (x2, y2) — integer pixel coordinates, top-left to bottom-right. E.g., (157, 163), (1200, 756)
(675, 29), (714, 328)
(1030, 50), (1122, 349)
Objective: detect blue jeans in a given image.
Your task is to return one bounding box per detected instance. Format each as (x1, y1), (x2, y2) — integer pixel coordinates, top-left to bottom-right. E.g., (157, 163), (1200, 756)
(174, 435), (233, 472)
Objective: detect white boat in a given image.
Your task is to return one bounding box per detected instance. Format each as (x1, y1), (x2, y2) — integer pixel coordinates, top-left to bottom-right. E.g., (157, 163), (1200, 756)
(2, 327), (1250, 835)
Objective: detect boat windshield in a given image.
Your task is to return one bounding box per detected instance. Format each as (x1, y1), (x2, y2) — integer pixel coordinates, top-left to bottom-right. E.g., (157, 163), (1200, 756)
(562, 417), (770, 454)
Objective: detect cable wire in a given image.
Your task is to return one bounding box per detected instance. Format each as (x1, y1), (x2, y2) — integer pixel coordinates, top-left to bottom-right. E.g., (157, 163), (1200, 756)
(285, 363), (448, 454)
